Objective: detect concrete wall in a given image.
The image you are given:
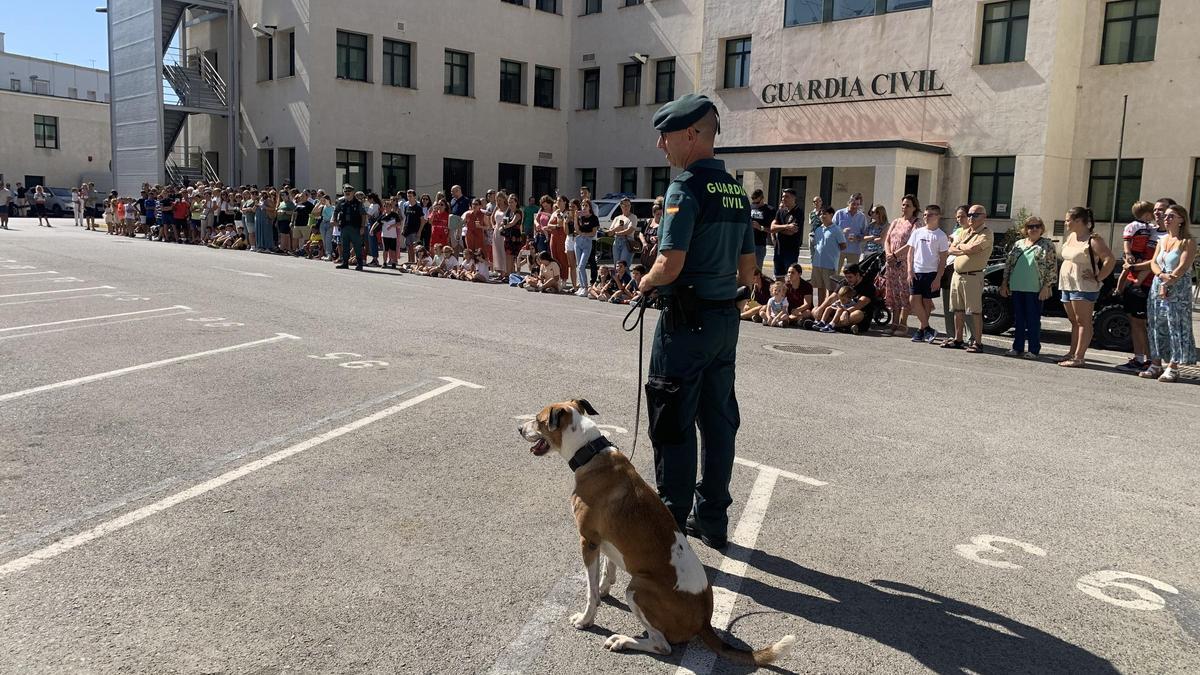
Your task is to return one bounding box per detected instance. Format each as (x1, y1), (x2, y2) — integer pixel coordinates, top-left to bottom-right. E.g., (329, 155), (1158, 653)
(0, 46), (109, 101)
(0, 91), (111, 189)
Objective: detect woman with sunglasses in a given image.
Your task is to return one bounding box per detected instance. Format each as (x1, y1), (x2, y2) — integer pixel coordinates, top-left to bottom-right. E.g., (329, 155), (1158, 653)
(1141, 204), (1196, 382)
(1000, 216), (1057, 358)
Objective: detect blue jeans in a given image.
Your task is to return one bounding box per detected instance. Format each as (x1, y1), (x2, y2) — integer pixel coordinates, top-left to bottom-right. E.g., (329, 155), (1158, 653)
(320, 219), (333, 257)
(534, 233), (549, 254)
(754, 244), (767, 271)
(773, 248), (798, 279)
(575, 236), (594, 288)
(613, 237), (632, 266)
(367, 229), (379, 259)
(1011, 290), (1043, 355)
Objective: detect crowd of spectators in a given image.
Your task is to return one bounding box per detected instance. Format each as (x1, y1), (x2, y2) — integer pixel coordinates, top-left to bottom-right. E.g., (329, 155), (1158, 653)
(7, 177), (1194, 381)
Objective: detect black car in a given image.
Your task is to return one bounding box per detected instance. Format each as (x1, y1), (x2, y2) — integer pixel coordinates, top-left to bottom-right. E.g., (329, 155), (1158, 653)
(980, 256), (1130, 351)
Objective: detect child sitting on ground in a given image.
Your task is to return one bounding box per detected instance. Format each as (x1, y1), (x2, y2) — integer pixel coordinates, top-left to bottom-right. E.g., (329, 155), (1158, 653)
(434, 246), (459, 278)
(764, 281), (790, 327)
(301, 227), (323, 259)
(460, 249), (489, 282)
(525, 251), (562, 293)
(610, 264), (647, 305)
(588, 265), (617, 301)
(815, 285), (857, 333)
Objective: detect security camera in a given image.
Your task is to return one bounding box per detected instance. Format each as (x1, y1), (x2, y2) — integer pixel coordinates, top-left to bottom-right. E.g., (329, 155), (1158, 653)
(251, 22), (277, 36)
(630, 53), (649, 65)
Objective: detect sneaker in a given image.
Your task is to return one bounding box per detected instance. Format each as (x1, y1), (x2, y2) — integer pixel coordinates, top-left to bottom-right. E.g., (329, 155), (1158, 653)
(1159, 368), (1179, 383)
(1005, 349), (1020, 357)
(800, 319), (816, 330)
(911, 329), (925, 342)
(1117, 358), (1146, 371)
(1022, 352), (1039, 360)
(924, 328), (938, 343)
(819, 324), (836, 333)
(575, 288), (588, 297)
(335, 264), (349, 269)
(850, 324), (863, 335)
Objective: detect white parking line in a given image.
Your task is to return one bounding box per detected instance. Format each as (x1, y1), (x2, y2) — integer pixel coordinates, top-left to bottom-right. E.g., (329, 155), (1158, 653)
(0, 286), (114, 299)
(734, 456), (827, 486)
(0, 271), (56, 278)
(0, 376), (484, 578)
(0, 306), (192, 333)
(0, 333), (300, 404)
(0, 309), (196, 341)
(0, 294), (114, 308)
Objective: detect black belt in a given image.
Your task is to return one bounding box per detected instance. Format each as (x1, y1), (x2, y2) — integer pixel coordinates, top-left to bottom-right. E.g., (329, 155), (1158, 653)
(957, 270), (981, 276)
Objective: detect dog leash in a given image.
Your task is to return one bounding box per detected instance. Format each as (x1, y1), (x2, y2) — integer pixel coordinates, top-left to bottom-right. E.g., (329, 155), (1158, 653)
(621, 294), (650, 463)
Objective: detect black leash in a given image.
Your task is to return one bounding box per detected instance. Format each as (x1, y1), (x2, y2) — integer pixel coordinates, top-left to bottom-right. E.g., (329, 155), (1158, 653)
(621, 294), (651, 463)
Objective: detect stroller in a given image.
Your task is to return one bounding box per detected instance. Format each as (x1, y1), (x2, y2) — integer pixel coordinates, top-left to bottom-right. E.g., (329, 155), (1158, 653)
(855, 251), (891, 328)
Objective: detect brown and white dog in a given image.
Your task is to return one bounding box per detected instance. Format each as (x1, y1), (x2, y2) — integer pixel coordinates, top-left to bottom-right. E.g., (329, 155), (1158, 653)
(518, 399), (796, 664)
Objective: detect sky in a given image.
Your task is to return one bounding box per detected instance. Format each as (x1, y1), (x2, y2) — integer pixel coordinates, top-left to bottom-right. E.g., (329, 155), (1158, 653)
(1, 1), (110, 70)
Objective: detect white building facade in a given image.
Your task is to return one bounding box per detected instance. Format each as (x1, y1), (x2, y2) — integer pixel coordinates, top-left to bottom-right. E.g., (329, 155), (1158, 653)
(179, 0), (1200, 239)
(0, 32), (112, 190)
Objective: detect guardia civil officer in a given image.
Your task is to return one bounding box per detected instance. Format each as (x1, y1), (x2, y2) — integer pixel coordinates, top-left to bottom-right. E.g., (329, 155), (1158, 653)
(638, 94), (755, 550)
(334, 184), (366, 271)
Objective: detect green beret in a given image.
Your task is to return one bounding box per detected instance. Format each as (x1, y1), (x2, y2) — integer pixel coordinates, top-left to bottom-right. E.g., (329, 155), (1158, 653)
(653, 94), (719, 133)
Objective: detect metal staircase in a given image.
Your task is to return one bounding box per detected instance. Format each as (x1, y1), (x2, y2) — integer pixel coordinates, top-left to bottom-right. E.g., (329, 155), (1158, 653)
(163, 47), (228, 152)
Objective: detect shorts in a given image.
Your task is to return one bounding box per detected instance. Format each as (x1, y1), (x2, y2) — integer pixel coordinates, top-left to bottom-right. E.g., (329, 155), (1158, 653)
(949, 271), (984, 314)
(0, 205), (8, 215)
(810, 266), (837, 291)
(1121, 286), (1149, 319)
(32, 203), (45, 216)
(382, 236), (398, 252)
(838, 252), (861, 269)
(910, 271), (939, 299)
(1061, 290), (1100, 303)
(276, 220), (291, 235)
(161, 212), (174, 225)
(404, 233), (418, 248)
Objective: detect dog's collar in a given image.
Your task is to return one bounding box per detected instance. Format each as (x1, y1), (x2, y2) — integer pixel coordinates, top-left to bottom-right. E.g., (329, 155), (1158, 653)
(569, 436), (614, 472)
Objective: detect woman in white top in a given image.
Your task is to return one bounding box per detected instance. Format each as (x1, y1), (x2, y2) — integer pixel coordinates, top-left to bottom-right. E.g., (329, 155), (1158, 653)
(72, 188), (84, 227)
(492, 192), (510, 274)
(33, 186), (51, 227)
(609, 198), (637, 267)
(1056, 207), (1116, 368)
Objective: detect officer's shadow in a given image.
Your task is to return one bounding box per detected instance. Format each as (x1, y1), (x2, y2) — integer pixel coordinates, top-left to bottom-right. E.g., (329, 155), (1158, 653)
(698, 543), (1119, 674)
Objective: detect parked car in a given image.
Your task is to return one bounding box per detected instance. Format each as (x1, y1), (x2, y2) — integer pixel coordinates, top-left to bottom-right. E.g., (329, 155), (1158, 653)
(980, 257), (1130, 351)
(45, 188), (75, 218)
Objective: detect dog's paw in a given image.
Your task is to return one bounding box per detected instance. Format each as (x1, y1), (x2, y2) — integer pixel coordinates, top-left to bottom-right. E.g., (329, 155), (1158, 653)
(568, 612), (594, 629)
(604, 634), (634, 651)
(597, 583), (613, 598)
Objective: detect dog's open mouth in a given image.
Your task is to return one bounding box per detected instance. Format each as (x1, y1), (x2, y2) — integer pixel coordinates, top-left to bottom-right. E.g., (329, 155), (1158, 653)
(530, 438), (550, 456)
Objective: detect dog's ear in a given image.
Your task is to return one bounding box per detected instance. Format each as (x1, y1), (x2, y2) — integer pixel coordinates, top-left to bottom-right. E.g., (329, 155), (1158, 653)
(573, 399), (599, 416)
(548, 406), (570, 431)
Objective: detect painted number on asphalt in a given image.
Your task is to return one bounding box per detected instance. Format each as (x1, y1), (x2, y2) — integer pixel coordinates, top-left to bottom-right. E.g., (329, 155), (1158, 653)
(954, 535), (1048, 570)
(307, 352), (389, 369)
(1076, 571), (1179, 611)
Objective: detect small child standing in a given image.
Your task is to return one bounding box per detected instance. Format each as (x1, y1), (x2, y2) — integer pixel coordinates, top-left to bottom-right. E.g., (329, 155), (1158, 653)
(765, 281), (790, 327)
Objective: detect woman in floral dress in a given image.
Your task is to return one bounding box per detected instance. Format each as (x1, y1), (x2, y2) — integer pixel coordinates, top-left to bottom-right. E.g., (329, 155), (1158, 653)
(882, 194), (921, 336)
(1141, 204), (1196, 382)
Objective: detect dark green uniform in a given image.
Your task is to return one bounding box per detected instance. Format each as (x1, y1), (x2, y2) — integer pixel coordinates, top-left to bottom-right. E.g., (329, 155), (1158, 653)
(646, 158), (753, 537)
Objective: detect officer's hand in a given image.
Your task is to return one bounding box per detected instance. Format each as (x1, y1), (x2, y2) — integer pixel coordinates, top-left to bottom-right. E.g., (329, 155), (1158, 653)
(639, 277), (655, 293)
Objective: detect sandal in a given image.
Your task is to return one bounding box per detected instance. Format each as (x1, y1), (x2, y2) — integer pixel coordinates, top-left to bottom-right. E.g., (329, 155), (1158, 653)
(965, 342), (982, 353)
(1058, 358), (1084, 368)
(1139, 365), (1164, 379)
(940, 340), (964, 349)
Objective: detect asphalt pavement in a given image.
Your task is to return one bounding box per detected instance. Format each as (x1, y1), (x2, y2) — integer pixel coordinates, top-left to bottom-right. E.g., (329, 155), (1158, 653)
(1, 218), (1198, 674)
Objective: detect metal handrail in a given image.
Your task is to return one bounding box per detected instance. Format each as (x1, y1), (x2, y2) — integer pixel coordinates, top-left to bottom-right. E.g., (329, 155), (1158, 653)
(162, 47), (227, 109)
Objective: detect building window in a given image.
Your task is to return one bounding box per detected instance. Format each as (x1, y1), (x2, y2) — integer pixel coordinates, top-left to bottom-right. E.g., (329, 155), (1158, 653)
(1087, 158), (1144, 223)
(336, 31), (368, 81)
(653, 58), (676, 103)
(384, 39), (412, 88)
(280, 147), (296, 185)
(621, 63), (641, 106)
(444, 158), (474, 197)
(1101, 0), (1158, 65)
(68, 87), (78, 98)
(833, 0), (876, 20)
(887, 0), (932, 10)
(785, 0), (823, 26)
(286, 30), (296, 77)
(256, 35), (273, 81)
(499, 163), (525, 198)
(787, 0), (928, 26)
(9, 79), (19, 92)
(501, 0), (527, 5)
(578, 168), (597, 196)
(723, 37), (751, 89)
(980, 1), (1029, 65)
(1191, 159), (1200, 225)
(536, 0), (559, 12)
(500, 60), (524, 104)
(445, 49), (471, 96)
(583, 0), (602, 15)
(34, 80), (50, 96)
(622, 0), (644, 5)
(650, 167), (670, 198)
(336, 149), (368, 191)
(382, 153), (412, 196)
(34, 115), (58, 149)
(532, 166), (558, 199)
(618, 168), (638, 195)
(258, 148), (275, 186)
(534, 66), (556, 108)
(86, 90), (96, 101)
(582, 68), (600, 109)
(968, 156), (1016, 218)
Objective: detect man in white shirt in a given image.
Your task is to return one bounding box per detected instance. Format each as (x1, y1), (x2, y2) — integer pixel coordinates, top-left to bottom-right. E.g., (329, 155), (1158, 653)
(906, 204), (949, 343)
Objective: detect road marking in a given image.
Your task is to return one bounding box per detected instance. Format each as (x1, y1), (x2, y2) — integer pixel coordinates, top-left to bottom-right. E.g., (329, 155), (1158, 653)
(0, 309), (196, 341)
(0, 306), (192, 333)
(0, 376), (483, 579)
(213, 266), (272, 278)
(572, 308), (616, 317)
(0, 294), (114, 308)
(894, 358), (1019, 381)
(488, 571), (586, 675)
(0, 271), (57, 278)
(676, 467), (780, 675)
(0, 333), (301, 404)
(734, 456), (827, 486)
(0, 286), (114, 299)
(1076, 571), (1179, 611)
(954, 535), (1047, 570)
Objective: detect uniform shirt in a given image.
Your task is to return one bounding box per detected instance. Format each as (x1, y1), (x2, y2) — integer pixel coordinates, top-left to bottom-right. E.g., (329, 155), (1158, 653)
(833, 208), (867, 255)
(658, 158), (754, 300)
(749, 202), (776, 247)
(907, 227), (950, 273)
(334, 197), (365, 228)
(809, 224), (846, 270)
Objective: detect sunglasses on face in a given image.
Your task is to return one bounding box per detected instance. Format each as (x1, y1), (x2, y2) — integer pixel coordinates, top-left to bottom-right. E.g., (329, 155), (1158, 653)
(967, 213), (984, 219)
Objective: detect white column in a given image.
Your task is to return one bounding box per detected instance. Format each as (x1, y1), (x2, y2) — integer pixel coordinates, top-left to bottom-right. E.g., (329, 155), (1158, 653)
(872, 160), (907, 213)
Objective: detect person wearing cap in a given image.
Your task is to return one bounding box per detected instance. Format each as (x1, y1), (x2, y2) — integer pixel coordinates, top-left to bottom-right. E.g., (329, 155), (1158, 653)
(334, 184), (366, 270)
(638, 94), (754, 550)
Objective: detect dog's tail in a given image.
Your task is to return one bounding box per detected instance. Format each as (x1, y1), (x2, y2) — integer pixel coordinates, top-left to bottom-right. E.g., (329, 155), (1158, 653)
(698, 624), (796, 666)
